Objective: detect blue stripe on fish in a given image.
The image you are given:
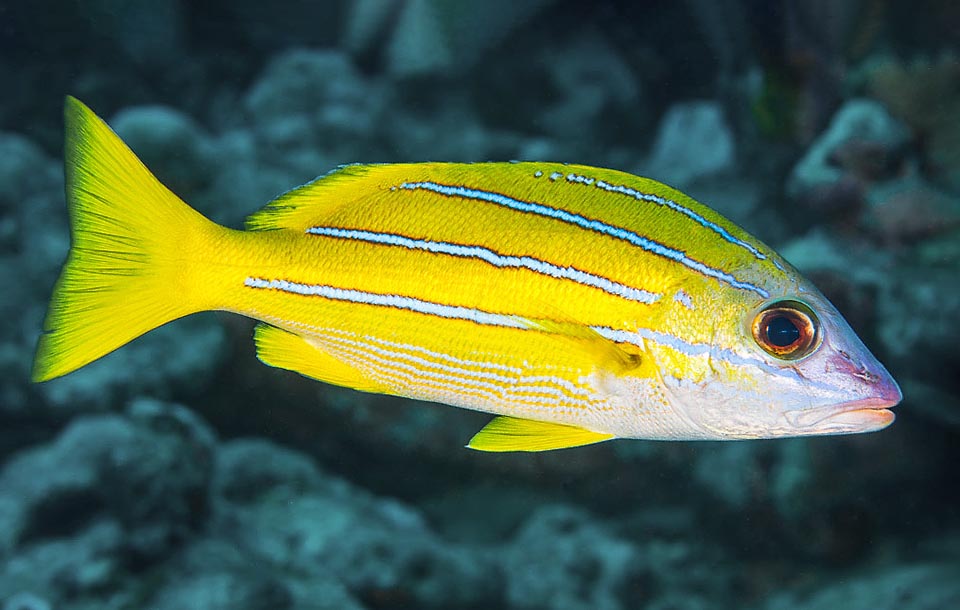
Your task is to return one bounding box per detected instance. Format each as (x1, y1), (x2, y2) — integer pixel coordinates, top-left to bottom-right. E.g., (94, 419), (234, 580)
(244, 277), (530, 328)
(591, 325), (807, 382)
(562, 173), (767, 261)
(305, 226), (662, 304)
(398, 181), (770, 298)
(246, 273), (794, 384)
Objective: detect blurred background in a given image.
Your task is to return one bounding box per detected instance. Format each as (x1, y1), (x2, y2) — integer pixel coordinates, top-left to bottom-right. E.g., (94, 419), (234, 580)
(1, 0), (959, 608)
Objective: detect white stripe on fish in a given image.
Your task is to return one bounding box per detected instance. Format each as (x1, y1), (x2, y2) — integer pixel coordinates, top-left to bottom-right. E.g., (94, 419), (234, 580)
(305, 225), (661, 304)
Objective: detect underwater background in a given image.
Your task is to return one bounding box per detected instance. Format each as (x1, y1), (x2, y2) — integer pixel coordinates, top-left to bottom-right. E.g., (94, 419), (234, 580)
(2, 0), (960, 608)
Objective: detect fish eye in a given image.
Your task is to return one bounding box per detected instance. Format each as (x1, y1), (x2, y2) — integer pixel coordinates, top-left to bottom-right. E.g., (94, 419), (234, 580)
(751, 300), (820, 360)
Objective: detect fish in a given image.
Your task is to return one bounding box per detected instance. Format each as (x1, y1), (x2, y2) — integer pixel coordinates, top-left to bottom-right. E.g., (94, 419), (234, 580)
(32, 97), (902, 452)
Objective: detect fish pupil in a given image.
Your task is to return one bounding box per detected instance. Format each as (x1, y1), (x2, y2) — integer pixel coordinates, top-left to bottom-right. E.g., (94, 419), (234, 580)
(766, 315), (800, 347)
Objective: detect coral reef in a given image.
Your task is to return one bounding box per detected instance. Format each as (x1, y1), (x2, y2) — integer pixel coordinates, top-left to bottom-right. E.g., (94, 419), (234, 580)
(642, 100), (736, 189)
(864, 54), (960, 193)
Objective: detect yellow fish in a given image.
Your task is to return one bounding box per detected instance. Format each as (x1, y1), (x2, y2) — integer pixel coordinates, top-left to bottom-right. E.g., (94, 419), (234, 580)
(32, 97), (902, 451)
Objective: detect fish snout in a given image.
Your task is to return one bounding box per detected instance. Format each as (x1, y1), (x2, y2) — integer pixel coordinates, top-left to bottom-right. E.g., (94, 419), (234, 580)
(830, 348), (902, 404)
(789, 348), (902, 434)
(820, 350), (902, 432)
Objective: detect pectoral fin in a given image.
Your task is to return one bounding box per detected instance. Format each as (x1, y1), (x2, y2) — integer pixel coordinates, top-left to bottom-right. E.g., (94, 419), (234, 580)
(523, 316), (643, 375)
(253, 324), (387, 393)
(467, 416), (614, 452)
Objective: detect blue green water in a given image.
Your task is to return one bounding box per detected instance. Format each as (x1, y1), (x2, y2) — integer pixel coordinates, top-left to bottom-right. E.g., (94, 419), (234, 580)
(1, 1), (958, 608)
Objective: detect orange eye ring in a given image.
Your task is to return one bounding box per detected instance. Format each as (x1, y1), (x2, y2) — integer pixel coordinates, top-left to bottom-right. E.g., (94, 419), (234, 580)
(751, 300), (820, 360)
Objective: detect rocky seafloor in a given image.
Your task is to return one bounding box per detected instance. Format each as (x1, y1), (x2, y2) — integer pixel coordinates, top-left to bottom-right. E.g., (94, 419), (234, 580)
(2, 1), (959, 609)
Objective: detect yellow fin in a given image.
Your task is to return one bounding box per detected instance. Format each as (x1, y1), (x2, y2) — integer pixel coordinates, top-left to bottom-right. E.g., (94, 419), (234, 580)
(467, 416), (614, 452)
(526, 317), (643, 375)
(253, 324), (386, 393)
(33, 97), (213, 382)
(244, 164), (379, 231)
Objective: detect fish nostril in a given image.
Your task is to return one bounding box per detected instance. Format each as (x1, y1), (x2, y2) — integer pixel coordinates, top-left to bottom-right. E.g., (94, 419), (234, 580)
(828, 352), (861, 376)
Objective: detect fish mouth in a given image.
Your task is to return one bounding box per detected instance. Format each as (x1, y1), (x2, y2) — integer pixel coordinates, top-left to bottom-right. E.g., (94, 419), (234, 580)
(789, 383), (902, 435)
(812, 397), (897, 432)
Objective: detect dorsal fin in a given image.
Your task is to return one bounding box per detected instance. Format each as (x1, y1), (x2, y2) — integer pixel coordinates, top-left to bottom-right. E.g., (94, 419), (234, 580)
(243, 161), (549, 232)
(245, 163), (380, 231)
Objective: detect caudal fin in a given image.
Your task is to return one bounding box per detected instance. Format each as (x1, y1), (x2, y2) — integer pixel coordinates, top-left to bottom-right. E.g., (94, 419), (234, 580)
(32, 97), (215, 382)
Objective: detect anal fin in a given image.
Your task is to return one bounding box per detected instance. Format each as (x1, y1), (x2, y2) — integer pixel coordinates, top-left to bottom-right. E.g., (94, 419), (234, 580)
(468, 416), (614, 452)
(253, 324), (386, 393)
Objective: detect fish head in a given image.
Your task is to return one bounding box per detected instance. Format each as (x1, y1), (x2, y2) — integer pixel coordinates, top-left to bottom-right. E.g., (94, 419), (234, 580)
(657, 283), (901, 440)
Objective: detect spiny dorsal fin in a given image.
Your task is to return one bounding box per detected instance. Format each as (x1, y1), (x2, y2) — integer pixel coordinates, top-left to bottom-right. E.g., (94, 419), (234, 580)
(245, 164), (380, 231)
(467, 416), (614, 452)
(243, 161), (549, 232)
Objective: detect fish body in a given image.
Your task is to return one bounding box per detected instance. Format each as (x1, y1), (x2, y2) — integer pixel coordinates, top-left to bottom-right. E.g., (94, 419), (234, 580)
(33, 98), (901, 451)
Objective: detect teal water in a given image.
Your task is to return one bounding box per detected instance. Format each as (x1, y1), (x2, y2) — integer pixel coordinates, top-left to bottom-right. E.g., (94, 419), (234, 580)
(1, 1), (958, 608)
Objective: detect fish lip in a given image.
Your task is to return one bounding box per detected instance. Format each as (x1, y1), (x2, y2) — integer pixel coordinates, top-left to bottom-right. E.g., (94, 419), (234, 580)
(788, 381), (902, 432)
(813, 404), (896, 433)
(834, 394), (901, 412)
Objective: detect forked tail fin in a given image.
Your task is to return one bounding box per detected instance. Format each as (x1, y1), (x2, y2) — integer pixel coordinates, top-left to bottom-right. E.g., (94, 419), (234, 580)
(32, 96), (216, 381)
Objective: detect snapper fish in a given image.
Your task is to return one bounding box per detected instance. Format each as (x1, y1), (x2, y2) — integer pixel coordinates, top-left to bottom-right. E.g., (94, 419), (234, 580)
(33, 97), (902, 451)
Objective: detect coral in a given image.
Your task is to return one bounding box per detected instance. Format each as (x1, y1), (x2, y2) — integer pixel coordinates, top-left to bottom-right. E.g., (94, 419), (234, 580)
(0, 399), (215, 559)
(865, 54), (960, 193)
(349, 0), (557, 77)
(212, 438), (499, 608)
(502, 505), (734, 610)
(111, 106), (216, 204)
(244, 50), (383, 144)
(503, 506), (642, 610)
(33, 314), (227, 416)
(535, 32), (642, 143)
(227, 49), (389, 208)
(787, 99), (911, 199)
(877, 264), (960, 365)
(642, 101), (736, 188)
(212, 439), (324, 504)
(0, 134), (59, 257)
(786, 98), (960, 243)
(0, 522), (123, 607)
(146, 572), (296, 610)
(0, 133), (63, 275)
(2, 592), (52, 610)
(217, 0), (343, 52)
(763, 563), (960, 610)
(864, 179), (960, 245)
(0, 400), (216, 607)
